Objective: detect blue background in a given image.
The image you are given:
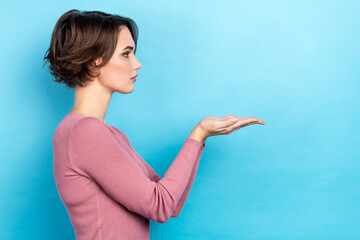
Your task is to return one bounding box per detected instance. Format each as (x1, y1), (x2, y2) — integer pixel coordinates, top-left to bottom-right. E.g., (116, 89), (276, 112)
(1, 0), (359, 239)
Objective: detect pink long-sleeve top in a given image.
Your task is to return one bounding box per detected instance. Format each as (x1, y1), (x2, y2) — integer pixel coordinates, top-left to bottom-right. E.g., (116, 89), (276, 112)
(52, 112), (206, 240)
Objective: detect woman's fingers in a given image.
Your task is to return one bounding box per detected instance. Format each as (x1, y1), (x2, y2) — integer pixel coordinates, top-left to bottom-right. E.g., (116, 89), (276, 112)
(228, 118), (265, 133)
(236, 117), (264, 125)
(199, 115), (265, 137)
(219, 115), (237, 123)
(217, 117), (263, 131)
(221, 115), (237, 120)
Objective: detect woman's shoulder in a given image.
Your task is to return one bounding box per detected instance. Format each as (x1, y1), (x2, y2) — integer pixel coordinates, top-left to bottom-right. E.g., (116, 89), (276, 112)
(54, 113), (109, 139)
(69, 116), (113, 139)
(54, 112), (129, 146)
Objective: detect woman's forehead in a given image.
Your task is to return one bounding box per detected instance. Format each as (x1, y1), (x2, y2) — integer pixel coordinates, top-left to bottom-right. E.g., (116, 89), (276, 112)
(117, 27), (135, 50)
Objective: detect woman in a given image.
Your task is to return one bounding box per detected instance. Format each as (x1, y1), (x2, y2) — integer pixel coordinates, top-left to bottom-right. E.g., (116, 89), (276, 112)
(44, 9), (265, 240)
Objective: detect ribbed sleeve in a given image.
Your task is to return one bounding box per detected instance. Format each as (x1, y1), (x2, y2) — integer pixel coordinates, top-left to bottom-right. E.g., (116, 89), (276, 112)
(68, 117), (204, 223)
(114, 129), (206, 218)
(141, 146), (204, 217)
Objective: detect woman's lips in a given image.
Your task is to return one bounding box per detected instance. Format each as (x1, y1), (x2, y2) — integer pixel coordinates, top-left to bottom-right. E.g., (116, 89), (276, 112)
(131, 74), (137, 82)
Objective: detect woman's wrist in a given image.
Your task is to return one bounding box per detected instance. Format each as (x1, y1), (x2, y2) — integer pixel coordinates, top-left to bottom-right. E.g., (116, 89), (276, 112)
(188, 124), (207, 146)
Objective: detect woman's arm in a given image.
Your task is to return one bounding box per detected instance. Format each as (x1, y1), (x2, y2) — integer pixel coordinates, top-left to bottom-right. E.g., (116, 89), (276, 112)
(142, 124), (207, 217)
(68, 117), (204, 223)
(143, 141), (205, 218)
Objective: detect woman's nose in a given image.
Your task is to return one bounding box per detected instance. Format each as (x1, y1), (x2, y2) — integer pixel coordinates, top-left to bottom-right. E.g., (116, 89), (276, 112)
(134, 60), (142, 70)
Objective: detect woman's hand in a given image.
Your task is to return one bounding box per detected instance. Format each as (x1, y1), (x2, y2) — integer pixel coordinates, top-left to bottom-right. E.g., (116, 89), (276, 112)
(199, 115), (265, 138)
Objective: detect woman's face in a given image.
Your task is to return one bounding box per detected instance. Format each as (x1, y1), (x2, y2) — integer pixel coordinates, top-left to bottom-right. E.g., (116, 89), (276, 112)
(94, 26), (142, 93)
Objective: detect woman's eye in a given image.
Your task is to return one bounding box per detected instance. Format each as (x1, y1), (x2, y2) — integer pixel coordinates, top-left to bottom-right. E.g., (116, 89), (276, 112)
(123, 52), (130, 57)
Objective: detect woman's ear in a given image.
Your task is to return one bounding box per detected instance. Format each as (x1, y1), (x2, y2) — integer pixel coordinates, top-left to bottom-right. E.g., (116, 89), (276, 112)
(89, 57), (103, 78)
(93, 57), (103, 67)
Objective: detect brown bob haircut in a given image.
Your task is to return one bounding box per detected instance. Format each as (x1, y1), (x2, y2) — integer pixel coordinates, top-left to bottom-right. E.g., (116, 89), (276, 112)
(43, 9), (138, 89)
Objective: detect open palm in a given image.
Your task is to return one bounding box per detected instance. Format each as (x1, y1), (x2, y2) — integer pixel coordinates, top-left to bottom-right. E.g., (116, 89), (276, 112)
(198, 115), (265, 137)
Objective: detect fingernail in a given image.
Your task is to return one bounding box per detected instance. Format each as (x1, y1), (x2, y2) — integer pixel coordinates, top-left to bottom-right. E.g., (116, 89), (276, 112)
(232, 118), (238, 122)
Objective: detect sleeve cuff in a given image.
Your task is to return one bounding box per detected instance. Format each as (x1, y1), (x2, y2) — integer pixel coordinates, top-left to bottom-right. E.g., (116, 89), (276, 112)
(186, 137), (206, 148)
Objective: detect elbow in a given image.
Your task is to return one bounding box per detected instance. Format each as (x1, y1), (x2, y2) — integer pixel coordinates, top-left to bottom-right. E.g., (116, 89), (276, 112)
(146, 182), (178, 223)
(158, 218), (169, 224)
(149, 203), (176, 223)
(156, 209), (179, 222)
(152, 214), (171, 224)
(171, 209), (180, 218)
(157, 204), (180, 222)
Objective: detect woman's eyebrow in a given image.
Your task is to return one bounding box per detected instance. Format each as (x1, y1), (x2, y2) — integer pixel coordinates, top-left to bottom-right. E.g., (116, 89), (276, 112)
(122, 46), (135, 51)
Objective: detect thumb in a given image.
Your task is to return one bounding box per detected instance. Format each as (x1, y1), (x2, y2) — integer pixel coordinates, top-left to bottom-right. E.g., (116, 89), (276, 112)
(222, 114), (237, 119)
